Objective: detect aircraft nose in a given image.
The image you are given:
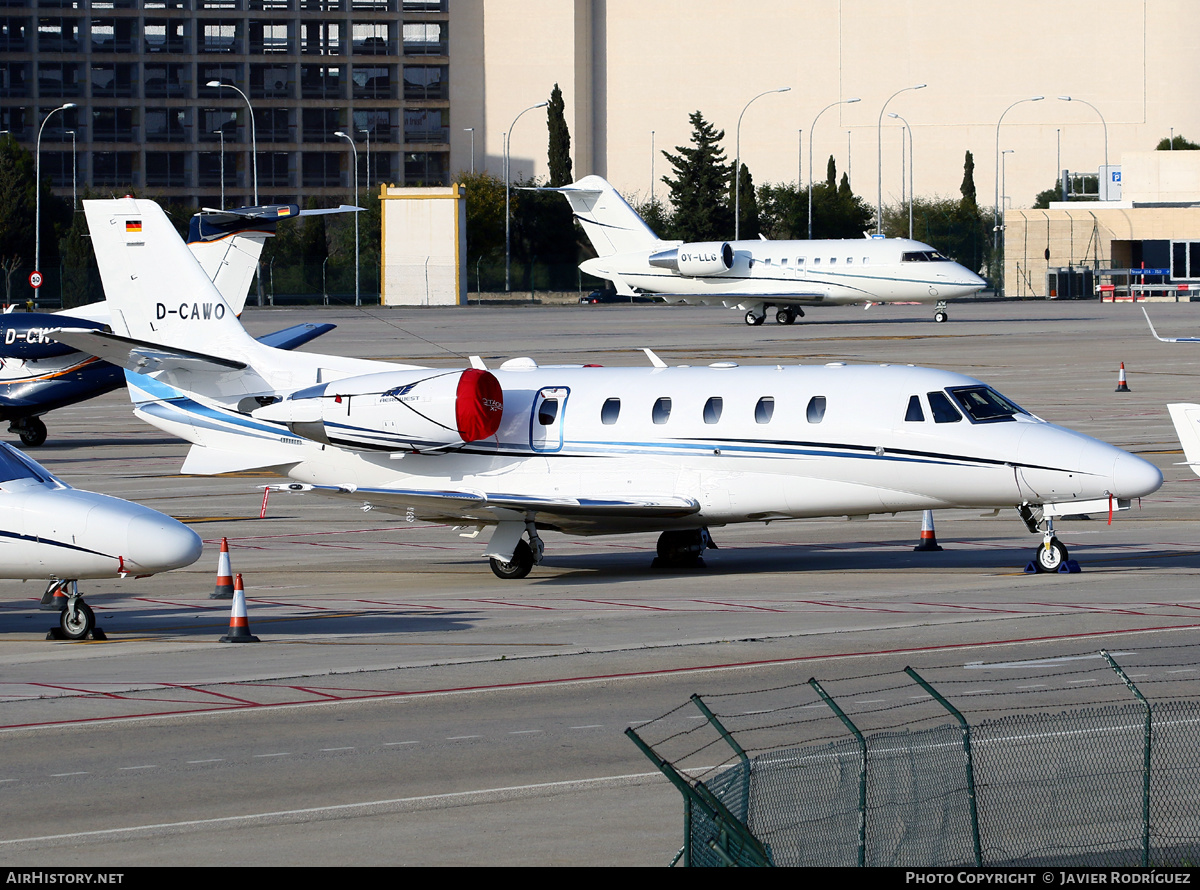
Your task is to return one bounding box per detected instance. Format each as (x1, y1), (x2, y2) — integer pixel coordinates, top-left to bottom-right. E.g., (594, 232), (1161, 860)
(1112, 452), (1163, 499)
(124, 513), (204, 574)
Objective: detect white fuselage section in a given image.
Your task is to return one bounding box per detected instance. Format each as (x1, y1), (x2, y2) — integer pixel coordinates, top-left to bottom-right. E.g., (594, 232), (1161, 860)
(0, 447), (203, 580)
(584, 238), (986, 308)
(126, 361), (1161, 535)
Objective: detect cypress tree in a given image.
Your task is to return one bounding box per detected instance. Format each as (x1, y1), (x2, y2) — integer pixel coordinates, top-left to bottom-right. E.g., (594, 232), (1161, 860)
(546, 83), (573, 187)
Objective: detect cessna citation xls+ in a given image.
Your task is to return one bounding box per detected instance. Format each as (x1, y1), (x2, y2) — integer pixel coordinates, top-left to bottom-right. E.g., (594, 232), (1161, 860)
(54, 198), (1161, 580)
(548, 175), (986, 325)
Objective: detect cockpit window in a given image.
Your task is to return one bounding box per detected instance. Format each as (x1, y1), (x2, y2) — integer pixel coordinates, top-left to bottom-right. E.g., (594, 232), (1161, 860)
(0, 443), (51, 484)
(947, 385), (1028, 423)
(902, 250), (950, 262)
(927, 391), (962, 423)
(905, 395), (925, 422)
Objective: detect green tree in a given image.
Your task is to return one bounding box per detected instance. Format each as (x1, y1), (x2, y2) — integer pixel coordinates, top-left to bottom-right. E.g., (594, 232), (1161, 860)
(731, 161), (760, 240)
(458, 170), (508, 266)
(755, 181), (805, 240)
(546, 83), (573, 187)
(299, 196), (329, 295)
(661, 111), (732, 242)
(59, 198), (101, 309)
(960, 150), (977, 207)
(1157, 135), (1200, 151)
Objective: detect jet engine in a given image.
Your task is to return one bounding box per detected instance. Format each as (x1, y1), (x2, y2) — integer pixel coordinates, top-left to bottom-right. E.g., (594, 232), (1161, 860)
(251, 368), (503, 453)
(648, 243), (734, 277)
(0, 314), (107, 360)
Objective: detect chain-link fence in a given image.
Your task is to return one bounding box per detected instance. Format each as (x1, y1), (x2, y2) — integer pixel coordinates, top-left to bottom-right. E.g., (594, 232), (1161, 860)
(628, 645), (1200, 867)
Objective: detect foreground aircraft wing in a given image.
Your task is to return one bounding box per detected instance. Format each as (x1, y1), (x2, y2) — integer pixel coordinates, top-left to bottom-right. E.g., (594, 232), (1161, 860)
(1167, 403), (1200, 477)
(267, 483), (700, 526)
(49, 328), (246, 373)
(1143, 307), (1200, 342)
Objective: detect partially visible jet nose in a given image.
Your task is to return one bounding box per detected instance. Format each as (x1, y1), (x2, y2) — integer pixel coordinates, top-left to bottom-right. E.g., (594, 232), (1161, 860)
(122, 511), (203, 574)
(1111, 451), (1163, 500)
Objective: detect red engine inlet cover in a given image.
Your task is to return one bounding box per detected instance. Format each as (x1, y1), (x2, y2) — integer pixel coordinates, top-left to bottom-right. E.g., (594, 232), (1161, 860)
(455, 369), (504, 442)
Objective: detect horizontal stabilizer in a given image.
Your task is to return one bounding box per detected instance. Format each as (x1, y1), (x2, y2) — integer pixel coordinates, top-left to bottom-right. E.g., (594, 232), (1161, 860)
(50, 328), (246, 374)
(181, 444), (299, 476)
(255, 322), (336, 351)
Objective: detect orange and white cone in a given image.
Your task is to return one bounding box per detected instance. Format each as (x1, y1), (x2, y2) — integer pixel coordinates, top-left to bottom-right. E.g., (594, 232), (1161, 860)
(913, 510), (944, 551)
(219, 574), (259, 643)
(211, 537), (234, 600)
(1115, 362), (1131, 392)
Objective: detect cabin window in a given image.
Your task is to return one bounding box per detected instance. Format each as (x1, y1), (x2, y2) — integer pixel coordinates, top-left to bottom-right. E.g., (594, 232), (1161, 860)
(862, 257), (869, 264)
(538, 398), (559, 425)
(601, 397), (620, 425)
(703, 396), (722, 424)
(927, 391), (962, 423)
(812, 257), (821, 266)
(829, 257), (837, 265)
(652, 397), (672, 424)
(948, 385), (1027, 423)
(755, 396), (775, 424)
(845, 257), (853, 265)
(905, 395), (925, 422)
(797, 258), (805, 266)
(806, 395), (826, 423)
(764, 257), (772, 265)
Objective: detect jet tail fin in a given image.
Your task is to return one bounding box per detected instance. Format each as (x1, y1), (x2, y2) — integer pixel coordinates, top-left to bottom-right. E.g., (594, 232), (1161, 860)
(1168, 403), (1200, 477)
(541, 176), (661, 256)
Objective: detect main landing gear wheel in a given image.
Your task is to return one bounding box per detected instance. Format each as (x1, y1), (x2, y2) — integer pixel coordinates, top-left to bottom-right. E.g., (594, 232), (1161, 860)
(489, 539), (534, 580)
(59, 600), (95, 640)
(745, 310), (765, 326)
(14, 417), (47, 447)
(653, 528), (714, 569)
(934, 310), (949, 324)
(776, 308), (798, 325)
(1033, 537), (1069, 573)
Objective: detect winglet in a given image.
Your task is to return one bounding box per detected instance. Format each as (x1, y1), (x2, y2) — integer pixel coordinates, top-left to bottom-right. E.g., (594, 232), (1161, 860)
(1143, 307), (1167, 342)
(642, 348), (667, 369)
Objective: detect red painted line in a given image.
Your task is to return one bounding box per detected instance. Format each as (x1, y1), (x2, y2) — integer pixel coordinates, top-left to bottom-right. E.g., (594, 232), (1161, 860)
(799, 600), (907, 614)
(244, 599), (332, 611)
(354, 600), (445, 610)
(8, 621), (1200, 731)
(693, 601), (786, 612)
(1027, 602), (1151, 616)
(202, 525), (438, 544)
(572, 599), (673, 612)
(467, 600), (557, 611)
(129, 598), (219, 610)
(157, 684), (263, 706)
(277, 686), (342, 700)
(913, 602), (1030, 614)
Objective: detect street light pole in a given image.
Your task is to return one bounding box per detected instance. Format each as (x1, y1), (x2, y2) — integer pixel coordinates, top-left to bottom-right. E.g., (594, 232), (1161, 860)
(35, 102), (75, 290)
(888, 112), (914, 239)
(207, 80), (257, 204)
(64, 129), (76, 210)
(503, 101), (547, 293)
(1058, 96), (1109, 193)
(809, 98), (860, 239)
(359, 126), (371, 188)
(735, 87), (790, 240)
(876, 84), (925, 233)
(994, 96), (1043, 285)
(215, 129), (225, 210)
(463, 127), (474, 175)
(333, 131), (359, 306)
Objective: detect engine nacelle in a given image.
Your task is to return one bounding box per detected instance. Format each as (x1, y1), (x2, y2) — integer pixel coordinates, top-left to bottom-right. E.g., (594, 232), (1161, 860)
(0, 313), (106, 360)
(252, 368), (503, 453)
(648, 242), (734, 277)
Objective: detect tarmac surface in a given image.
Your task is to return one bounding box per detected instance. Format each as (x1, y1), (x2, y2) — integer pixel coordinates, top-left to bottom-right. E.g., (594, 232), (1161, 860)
(2, 298), (1200, 866)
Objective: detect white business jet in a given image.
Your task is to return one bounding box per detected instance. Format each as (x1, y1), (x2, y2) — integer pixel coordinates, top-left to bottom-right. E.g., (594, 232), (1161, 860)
(54, 198), (1160, 581)
(1143, 308), (1200, 479)
(549, 175), (986, 325)
(0, 441), (202, 638)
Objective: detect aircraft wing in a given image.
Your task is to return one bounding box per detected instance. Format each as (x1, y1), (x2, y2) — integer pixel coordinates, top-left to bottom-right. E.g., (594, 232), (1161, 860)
(1143, 308), (1200, 342)
(49, 328), (246, 373)
(267, 483), (700, 527)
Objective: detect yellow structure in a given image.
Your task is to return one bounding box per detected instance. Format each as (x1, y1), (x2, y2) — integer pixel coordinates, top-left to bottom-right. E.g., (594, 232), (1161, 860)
(380, 183), (466, 306)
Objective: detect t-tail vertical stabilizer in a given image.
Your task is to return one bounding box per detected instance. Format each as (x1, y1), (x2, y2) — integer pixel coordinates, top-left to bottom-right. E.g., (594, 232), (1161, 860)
(548, 175), (662, 257)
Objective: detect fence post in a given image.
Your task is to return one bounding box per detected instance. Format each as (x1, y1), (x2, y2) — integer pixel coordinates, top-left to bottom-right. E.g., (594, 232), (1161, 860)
(1101, 649), (1152, 867)
(624, 726), (773, 867)
(904, 667), (983, 866)
(809, 678), (867, 867)
(688, 694), (753, 820)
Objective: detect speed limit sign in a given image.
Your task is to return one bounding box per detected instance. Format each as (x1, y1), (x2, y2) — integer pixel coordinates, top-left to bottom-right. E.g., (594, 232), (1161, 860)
(28, 270), (42, 289)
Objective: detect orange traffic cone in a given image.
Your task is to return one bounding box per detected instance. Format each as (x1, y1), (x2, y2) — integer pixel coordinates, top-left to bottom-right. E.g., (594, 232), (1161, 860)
(1115, 362), (1131, 392)
(211, 537), (234, 600)
(913, 510), (944, 551)
(219, 574), (259, 643)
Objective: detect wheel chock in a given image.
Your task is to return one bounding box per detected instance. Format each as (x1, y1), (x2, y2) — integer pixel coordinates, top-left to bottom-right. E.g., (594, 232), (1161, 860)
(1023, 561), (1038, 574)
(1057, 559), (1082, 574)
